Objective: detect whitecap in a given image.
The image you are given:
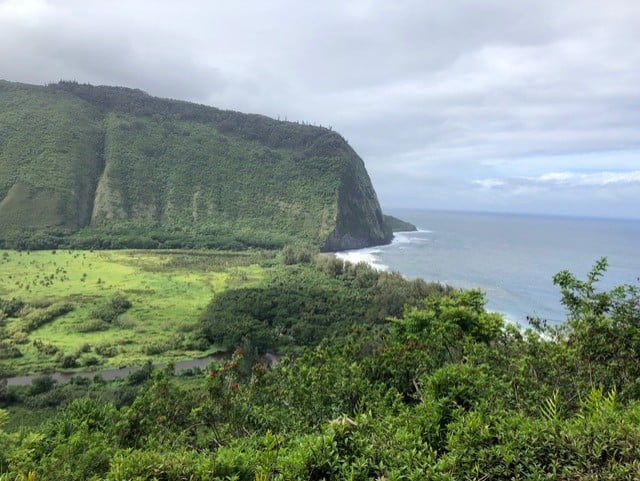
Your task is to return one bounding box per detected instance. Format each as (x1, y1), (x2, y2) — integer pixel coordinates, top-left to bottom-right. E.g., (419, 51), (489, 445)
(335, 248), (389, 271)
(391, 230), (431, 246)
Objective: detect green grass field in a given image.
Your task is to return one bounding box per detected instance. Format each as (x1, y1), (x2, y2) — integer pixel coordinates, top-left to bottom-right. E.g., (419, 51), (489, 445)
(0, 249), (269, 375)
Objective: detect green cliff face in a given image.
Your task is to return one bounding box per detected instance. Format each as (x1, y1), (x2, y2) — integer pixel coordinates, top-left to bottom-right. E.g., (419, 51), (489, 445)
(0, 80), (392, 251)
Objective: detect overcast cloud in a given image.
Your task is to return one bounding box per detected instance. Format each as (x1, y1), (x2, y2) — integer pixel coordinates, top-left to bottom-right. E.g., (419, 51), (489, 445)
(1, 0), (639, 218)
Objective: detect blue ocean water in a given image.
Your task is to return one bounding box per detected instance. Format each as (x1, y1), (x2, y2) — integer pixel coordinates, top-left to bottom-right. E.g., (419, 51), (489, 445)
(337, 210), (640, 325)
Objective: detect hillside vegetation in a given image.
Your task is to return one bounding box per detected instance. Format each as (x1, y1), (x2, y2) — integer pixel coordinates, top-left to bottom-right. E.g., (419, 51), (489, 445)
(2, 258), (640, 479)
(0, 80), (392, 251)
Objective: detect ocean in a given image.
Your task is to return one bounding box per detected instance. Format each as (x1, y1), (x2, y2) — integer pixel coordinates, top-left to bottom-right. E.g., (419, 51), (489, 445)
(336, 209), (640, 325)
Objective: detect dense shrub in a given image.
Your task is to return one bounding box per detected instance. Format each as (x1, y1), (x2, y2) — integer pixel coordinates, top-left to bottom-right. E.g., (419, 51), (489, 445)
(22, 303), (73, 332)
(29, 375), (56, 395)
(0, 341), (22, 359)
(90, 294), (131, 323)
(200, 260), (448, 353)
(0, 298), (24, 318)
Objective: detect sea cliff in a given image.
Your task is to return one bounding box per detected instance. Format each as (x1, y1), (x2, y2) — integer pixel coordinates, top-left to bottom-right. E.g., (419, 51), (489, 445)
(0, 80), (393, 250)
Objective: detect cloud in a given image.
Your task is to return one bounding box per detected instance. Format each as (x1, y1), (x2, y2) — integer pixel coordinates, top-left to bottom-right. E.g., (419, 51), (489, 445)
(474, 179), (507, 189)
(475, 170), (640, 189)
(466, 169), (640, 219)
(1, 0), (639, 217)
(532, 171), (640, 186)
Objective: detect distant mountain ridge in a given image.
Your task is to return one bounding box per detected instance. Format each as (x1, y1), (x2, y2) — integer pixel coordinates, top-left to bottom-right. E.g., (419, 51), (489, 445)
(0, 80), (395, 251)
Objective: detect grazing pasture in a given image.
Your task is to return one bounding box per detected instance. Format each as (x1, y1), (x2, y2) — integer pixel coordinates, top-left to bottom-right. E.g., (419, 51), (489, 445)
(0, 249), (268, 375)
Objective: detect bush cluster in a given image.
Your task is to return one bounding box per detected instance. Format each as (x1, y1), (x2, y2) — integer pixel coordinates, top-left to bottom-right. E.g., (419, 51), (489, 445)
(200, 258), (448, 353)
(90, 294), (131, 324)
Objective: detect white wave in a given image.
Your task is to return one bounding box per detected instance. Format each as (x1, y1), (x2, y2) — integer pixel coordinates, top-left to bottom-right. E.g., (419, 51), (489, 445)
(334, 228), (433, 272)
(391, 230), (432, 246)
(334, 248), (389, 271)
(391, 232), (413, 245)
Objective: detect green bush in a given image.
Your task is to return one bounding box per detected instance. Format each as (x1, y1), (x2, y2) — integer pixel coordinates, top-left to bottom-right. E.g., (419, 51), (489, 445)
(29, 375), (56, 395)
(90, 294), (131, 323)
(0, 298), (24, 317)
(0, 341), (22, 359)
(107, 449), (214, 481)
(22, 303), (73, 332)
(94, 343), (118, 358)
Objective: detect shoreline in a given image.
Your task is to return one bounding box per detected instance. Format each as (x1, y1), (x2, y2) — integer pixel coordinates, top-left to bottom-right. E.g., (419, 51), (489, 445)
(330, 229), (423, 272)
(328, 231), (535, 328)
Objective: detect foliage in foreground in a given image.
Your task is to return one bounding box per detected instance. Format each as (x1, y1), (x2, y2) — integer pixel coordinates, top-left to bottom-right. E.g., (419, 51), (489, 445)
(1, 258), (639, 480)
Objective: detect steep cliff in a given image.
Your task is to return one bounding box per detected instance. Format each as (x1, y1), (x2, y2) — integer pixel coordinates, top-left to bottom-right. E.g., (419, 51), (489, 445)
(0, 80), (392, 250)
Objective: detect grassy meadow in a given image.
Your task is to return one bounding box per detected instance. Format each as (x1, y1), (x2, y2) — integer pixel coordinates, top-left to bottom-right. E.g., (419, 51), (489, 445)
(0, 249), (269, 375)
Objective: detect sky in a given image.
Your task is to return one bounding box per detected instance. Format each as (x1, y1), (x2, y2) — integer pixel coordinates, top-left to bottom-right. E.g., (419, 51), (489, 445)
(1, 0), (639, 219)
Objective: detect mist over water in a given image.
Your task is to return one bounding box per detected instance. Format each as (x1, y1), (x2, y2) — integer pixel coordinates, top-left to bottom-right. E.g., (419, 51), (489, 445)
(337, 209), (640, 325)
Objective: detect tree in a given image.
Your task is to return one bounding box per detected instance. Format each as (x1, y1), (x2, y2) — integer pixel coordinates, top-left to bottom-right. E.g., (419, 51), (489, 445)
(554, 257), (640, 397)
